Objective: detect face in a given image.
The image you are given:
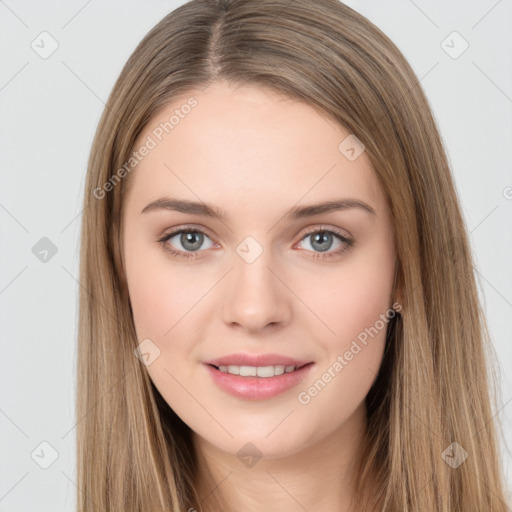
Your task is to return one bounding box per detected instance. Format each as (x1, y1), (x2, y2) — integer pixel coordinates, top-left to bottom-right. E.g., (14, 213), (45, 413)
(121, 79), (397, 461)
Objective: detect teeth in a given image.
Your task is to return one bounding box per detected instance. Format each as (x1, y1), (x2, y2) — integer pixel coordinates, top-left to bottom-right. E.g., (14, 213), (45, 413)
(217, 364), (297, 377)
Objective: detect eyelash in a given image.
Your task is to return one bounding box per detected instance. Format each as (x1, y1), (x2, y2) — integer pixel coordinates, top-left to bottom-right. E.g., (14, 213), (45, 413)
(157, 225), (354, 261)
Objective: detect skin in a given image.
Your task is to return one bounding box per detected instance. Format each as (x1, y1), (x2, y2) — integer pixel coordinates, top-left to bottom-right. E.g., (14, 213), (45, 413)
(122, 79), (399, 512)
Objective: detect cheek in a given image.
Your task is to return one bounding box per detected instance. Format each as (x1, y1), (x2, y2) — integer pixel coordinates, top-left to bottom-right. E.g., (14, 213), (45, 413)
(124, 232), (205, 342)
(309, 237), (395, 350)
(295, 237), (395, 403)
(125, 247), (205, 394)
(325, 266), (394, 345)
(128, 268), (184, 341)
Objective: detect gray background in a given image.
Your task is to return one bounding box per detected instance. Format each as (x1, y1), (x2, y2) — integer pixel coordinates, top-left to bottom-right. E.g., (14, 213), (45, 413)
(1, 0), (511, 509)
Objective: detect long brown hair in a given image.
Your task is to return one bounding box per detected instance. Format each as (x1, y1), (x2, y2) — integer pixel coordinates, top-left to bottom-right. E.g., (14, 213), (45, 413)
(77, 0), (510, 510)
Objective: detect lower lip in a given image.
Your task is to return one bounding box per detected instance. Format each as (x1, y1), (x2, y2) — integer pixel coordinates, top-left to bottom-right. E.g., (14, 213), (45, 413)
(203, 363), (314, 400)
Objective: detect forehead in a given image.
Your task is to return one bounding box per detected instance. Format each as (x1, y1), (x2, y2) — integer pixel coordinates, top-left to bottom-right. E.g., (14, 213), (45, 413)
(125, 80), (385, 219)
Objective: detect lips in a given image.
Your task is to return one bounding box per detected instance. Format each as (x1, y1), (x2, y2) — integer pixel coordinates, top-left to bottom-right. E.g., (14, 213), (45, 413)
(202, 353), (315, 399)
(203, 360), (315, 400)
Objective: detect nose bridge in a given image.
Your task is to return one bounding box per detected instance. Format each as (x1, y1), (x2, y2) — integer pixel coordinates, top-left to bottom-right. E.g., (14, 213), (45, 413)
(221, 234), (291, 330)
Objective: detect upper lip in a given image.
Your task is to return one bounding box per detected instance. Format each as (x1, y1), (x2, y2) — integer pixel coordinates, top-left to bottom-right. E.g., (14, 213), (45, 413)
(204, 353), (312, 368)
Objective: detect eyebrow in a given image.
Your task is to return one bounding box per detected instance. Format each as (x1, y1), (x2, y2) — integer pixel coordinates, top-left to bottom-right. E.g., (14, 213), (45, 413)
(140, 196), (376, 220)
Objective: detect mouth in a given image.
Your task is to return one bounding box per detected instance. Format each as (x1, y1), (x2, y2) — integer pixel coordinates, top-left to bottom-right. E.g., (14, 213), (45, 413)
(203, 361), (315, 400)
(207, 362), (312, 378)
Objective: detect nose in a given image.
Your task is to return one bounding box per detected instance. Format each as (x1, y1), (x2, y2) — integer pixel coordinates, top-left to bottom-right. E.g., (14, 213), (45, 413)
(221, 248), (292, 333)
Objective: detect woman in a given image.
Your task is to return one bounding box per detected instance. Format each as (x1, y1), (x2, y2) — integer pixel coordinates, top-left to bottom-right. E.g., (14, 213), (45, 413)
(77, 0), (510, 510)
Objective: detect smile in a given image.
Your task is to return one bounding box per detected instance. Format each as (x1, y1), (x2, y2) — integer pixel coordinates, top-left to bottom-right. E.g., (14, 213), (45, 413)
(204, 362), (315, 400)
(214, 364), (304, 378)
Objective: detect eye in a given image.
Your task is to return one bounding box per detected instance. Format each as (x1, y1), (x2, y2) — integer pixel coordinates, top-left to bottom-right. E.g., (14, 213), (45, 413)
(157, 225), (354, 261)
(158, 227), (215, 260)
(296, 226), (354, 260)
